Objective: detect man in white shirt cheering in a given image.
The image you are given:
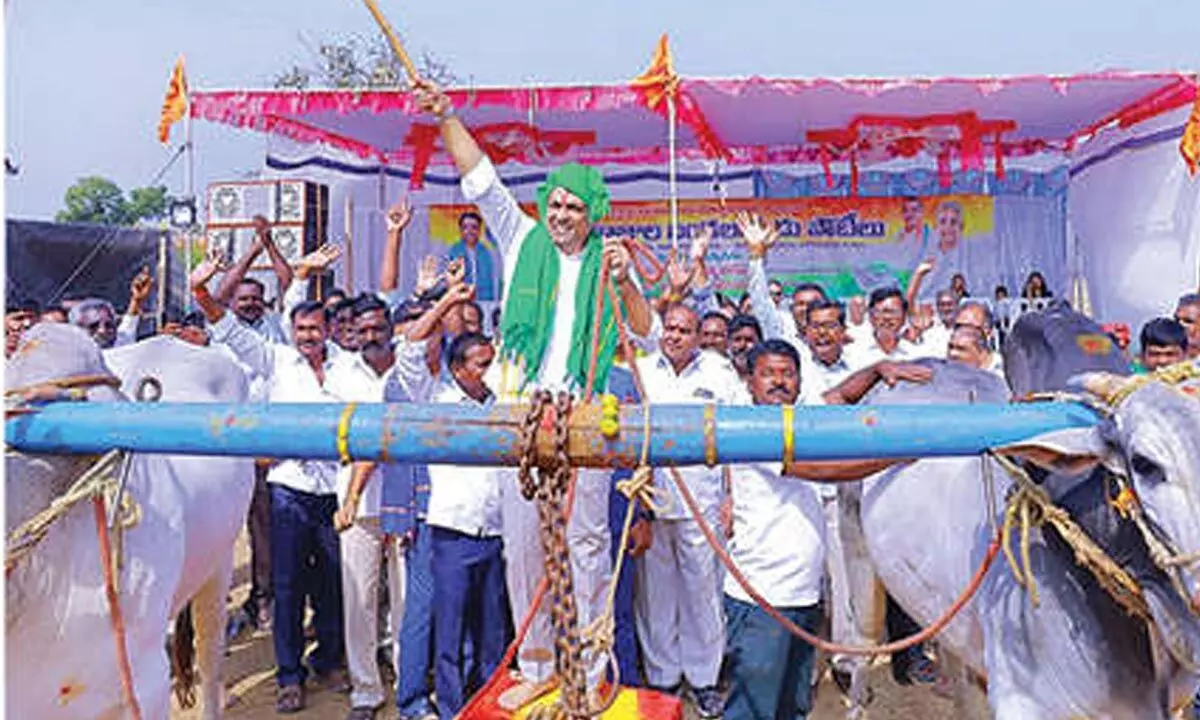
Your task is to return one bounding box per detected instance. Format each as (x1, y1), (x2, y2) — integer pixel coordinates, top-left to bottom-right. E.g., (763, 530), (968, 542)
(633, 304), (744, 717)
(192, 258), (347, 714)
(412, 78), (653, 708)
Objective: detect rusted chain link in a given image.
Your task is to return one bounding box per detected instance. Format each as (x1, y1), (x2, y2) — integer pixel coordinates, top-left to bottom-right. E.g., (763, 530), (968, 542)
(516, 391), (589, 719)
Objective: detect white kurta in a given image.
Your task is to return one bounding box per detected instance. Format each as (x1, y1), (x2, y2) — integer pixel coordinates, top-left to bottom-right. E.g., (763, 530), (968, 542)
(461, 157), (646, 685)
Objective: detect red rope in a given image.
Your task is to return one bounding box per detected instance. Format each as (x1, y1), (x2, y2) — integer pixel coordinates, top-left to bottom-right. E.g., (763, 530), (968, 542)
(665, 465), (1002, 656)
(92, 496), (143, 720)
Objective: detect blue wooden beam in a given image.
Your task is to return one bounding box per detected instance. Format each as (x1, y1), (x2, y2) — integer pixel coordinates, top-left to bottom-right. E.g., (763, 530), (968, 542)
(5, 401), (1101, 466)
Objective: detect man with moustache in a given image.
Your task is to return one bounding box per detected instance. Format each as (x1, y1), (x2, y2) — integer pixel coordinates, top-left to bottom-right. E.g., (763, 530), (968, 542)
(325, 294), (414, 720)
(723, 340), (929, 719)
(192, 254), (348, 714)
(698, 311), (730, 357)
(412, 77), (654, 708)
(633, 304), (744, 716)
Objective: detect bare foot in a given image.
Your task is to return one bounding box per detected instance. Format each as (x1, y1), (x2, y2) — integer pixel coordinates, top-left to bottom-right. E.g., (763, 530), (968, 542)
(497, 674), (557, 712)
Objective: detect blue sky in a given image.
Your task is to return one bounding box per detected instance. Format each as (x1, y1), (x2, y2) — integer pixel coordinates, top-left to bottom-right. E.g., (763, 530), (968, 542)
(5, 0), (1198, 220)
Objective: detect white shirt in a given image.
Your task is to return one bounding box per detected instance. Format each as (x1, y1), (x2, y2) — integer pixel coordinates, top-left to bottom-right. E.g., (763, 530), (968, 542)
(325, 351), (394, 518)
(461, 157), (648, 397)
(911, 322), (952, 360)
(724, 459), (826, 608)
(424, 380), (503, 537)
(843, 331), (920, 371)
(635, 350), (748, 519)
(210, 312), (340, 495)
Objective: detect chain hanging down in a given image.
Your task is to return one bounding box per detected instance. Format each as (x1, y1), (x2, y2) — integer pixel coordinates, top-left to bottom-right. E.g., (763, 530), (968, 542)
(517, 391), (589, 719)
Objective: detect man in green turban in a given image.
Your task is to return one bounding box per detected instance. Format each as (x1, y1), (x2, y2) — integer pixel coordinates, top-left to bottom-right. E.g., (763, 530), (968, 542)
(415, 80), (654, 709)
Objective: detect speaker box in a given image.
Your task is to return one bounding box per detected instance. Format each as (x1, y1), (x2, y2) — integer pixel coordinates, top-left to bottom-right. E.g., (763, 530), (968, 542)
(205, 180), (329, 266)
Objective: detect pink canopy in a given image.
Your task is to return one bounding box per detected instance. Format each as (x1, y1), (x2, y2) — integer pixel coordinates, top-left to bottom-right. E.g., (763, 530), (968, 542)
(190, 69), (1198, 176)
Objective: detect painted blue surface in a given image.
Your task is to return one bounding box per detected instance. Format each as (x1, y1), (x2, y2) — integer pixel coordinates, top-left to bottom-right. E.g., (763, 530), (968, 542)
(5, 401), (1101, 465)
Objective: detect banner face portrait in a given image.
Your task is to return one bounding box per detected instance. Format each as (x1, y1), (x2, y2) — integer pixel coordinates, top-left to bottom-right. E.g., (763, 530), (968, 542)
(429, 195), (994, 299)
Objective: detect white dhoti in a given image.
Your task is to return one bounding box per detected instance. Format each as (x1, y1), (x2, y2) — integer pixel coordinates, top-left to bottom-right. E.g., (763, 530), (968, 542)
(634, 514), (724, 690)
(501, 466), (612, 685)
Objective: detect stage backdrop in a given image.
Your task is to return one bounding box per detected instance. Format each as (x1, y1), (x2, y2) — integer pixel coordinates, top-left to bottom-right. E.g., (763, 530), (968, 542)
(428, 195), (1031, 302)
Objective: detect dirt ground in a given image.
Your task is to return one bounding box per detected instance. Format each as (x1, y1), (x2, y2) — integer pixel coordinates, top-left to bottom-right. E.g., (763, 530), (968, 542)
(172, 532), (957, 720)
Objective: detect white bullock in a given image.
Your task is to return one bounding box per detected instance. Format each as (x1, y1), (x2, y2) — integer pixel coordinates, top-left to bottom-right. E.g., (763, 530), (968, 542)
(6, 324), (253, 719)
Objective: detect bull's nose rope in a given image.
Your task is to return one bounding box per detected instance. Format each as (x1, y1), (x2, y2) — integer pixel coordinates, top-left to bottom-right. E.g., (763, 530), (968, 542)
(990, 451), (1149, 619)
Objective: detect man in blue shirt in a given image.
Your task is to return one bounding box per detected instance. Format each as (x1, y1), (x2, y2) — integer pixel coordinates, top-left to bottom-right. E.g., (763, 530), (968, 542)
(445, 211), (500, 304)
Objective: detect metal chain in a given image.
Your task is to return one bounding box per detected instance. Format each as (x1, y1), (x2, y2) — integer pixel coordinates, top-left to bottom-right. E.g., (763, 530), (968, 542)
(517, 391), (551, 501)
(539, 391), (588, 718)
(514, 390), (589, 719)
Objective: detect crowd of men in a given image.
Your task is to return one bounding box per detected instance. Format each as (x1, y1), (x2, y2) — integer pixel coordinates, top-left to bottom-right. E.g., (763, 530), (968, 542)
(6, 80), (1200, 720)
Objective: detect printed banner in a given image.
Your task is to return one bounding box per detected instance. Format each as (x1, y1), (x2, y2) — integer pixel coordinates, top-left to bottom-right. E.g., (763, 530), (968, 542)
(429, 195), (995, 299)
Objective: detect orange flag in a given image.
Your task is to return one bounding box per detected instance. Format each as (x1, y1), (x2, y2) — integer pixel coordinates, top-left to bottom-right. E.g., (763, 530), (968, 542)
(1182, 82), (1200, 177)
(631, 34), (677, 111)
(157, 55), (189, 145)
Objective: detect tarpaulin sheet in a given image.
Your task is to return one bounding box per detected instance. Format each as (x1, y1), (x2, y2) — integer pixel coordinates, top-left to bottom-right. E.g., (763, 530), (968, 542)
(5, 220), (185, 325)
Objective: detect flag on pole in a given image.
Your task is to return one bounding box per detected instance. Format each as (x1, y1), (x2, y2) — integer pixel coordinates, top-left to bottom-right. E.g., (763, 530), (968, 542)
(1181, 77), (1200, 177)
(629, 35), (728, 160)
(157, 56), (189, 145)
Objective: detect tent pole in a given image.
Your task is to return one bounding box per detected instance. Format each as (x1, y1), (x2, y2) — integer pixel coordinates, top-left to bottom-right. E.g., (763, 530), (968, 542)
(344, 194), (355, 293)
(667, 94), (680, 251)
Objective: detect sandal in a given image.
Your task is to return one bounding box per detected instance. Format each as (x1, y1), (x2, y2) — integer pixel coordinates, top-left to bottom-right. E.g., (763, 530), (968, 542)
(276, 684), (305, 714)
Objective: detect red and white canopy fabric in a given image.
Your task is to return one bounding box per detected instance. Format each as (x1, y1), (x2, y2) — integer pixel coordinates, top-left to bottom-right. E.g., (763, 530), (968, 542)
(190, 61), (1198, 181)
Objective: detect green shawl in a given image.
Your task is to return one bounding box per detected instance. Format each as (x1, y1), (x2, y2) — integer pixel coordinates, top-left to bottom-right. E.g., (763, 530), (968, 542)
(498, 163), (620, 391)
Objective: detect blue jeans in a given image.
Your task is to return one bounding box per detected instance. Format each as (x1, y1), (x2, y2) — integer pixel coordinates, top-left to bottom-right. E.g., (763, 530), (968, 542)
(886, 594), (928, 672)
(609, 476), (642, 687)
(723, 595), (822, 720)
(269, 484), (345, 687)
(430, 527), (510, 719)
(396, 521), (435, 718)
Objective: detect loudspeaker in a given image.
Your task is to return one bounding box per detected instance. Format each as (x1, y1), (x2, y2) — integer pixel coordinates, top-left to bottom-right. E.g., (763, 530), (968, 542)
(204, 180), (329, 266)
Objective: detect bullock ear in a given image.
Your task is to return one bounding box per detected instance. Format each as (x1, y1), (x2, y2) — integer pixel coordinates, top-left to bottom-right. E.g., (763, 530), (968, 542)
(996, 427), (1108, 476)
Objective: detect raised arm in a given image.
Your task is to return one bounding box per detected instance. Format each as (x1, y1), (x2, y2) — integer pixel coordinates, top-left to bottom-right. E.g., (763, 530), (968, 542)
(379, 196), (413, 293)
(115, 266), (153, 347)
(214, 217), (267, 305)
(192, 251), (275, 380)
(413, 79), (534, 260)
(737, 212), (792, 343)
(905, 258), (934, 311)
(822, 360), (933, 406)
(605, 237), (652, 338)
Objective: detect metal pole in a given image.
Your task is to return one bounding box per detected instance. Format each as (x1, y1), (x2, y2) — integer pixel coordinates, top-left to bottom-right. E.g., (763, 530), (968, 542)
(6, 401), (1102, 466)
(155, 235), (168, 331)
(667, 94), (680, 251)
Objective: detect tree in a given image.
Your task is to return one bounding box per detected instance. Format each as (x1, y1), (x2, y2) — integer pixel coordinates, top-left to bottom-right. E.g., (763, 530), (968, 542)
(273, 32), (459, 90)
(56, 176), (168, 226)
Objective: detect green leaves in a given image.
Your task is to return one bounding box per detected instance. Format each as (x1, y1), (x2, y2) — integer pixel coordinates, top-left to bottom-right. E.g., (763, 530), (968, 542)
(56, 177), (167, 227)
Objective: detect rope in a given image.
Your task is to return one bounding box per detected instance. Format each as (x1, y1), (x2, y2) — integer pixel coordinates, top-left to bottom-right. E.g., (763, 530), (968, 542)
(5, 449), (143, 718)
(92, 495), (143, 720)
(5, 450), (134, 574)
(990, 451), (1149, 619)
(666, 463), (1002, 656)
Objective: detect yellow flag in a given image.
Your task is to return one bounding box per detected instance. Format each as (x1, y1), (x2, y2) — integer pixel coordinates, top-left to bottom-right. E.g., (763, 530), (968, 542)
(1182, 80), (1200, 177)
(157, 56), (188, 145)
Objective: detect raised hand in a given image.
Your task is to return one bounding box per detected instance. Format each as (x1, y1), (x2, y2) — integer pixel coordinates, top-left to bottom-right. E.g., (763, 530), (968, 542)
(735, 211), (779, 260)
(412, 78), (453, 119)
(129, 266), (153, 310)
(414, 255), (439, 296)
(295, 243), (343, 279)
(386, 196), (413, 232)
(251, 214), (271, 242)
(603, 236), (634, 283)
(690, 225), (713, 264)
(444, 257), (466, 287)
(665, 249), (695, 296)
(191, 246), (231, 291)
